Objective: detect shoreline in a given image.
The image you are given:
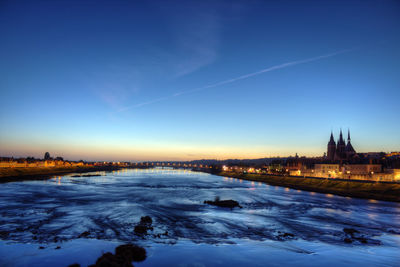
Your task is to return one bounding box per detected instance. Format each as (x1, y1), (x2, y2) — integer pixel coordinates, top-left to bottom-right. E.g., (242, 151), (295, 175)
(0, 166), (122, 183)
(203, 170), (400, 203)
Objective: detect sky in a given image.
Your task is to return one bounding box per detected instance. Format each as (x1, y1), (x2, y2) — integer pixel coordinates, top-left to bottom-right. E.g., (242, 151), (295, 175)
(0, 0), (399, 161)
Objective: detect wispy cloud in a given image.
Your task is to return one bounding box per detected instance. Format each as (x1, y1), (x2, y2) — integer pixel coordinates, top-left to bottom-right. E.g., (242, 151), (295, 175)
(170, 11), (220, 78)
(89, 64), (142, 110)
(119, 48), (356, 112)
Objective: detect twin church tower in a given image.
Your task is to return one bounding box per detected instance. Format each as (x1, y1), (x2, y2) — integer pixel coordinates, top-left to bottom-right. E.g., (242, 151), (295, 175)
(327, 129), (356, 161)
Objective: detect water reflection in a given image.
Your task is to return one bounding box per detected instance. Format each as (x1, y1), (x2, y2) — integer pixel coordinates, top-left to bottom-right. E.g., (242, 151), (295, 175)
(0, 168), (399, 266)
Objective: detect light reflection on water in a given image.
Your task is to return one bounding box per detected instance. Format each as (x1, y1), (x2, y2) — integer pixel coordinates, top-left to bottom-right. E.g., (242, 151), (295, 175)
(0, 168), (399, 266)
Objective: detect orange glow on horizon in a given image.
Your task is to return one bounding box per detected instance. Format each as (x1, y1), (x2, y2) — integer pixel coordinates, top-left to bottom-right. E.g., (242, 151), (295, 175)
(0, 137), (327, 162)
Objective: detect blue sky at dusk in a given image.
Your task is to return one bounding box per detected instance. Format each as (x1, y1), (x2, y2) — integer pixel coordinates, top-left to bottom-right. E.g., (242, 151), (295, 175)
(0, 0), (399, 161)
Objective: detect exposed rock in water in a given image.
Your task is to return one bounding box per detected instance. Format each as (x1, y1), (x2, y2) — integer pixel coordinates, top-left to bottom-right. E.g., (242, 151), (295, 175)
(68, 264), (80, 267)
(140, 216), (152, 225)
(134, 216), (153, 235)
(115, 244), (147, 262)
(82, 174), (102, 177)
(134, 225), (148, 235)
(342, 228), (377, 244)
(88, 244), (146, 267)
(358, 237), (368, 244)
(276, 232), (296, 241)
(89, 252), (132, 267)
(204, 199), (242, 209)
(0, 230), (10, 239)
(78, 231), (90, 238)
(343, 228), (360, 237)
(71, 174), (101, 177)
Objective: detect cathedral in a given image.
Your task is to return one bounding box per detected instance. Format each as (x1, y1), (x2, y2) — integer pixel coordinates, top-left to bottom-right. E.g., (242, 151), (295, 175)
(327, 130), (356, 161)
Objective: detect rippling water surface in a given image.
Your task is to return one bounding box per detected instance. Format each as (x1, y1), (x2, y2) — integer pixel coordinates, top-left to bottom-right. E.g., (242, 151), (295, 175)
(0, 168), (400, 266)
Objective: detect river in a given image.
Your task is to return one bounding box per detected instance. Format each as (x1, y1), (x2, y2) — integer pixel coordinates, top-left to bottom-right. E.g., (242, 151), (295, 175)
(0, 168), (399, 266)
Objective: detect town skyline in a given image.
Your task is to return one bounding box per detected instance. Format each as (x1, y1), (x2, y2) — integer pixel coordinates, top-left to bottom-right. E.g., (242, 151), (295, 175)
(1, 129), (399, 162)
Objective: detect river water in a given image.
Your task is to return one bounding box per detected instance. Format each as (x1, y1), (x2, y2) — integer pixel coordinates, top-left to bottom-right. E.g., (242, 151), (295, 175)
(0, 168), (399, 266)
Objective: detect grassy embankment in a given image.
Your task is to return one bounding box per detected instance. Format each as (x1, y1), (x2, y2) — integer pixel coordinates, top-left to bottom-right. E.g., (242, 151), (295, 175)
(0, 166), (121, 183)
(215, 171), (400, 202)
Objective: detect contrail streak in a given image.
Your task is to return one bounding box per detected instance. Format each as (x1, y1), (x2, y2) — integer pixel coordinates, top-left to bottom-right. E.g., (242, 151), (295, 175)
(119, 48), (355, 111)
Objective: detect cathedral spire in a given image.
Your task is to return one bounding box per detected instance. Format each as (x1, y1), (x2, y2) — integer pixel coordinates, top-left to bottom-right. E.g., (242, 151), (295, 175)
(339, 129), (344, 143)
(327, 130), (336, 160)
(345, 128), (356, 156)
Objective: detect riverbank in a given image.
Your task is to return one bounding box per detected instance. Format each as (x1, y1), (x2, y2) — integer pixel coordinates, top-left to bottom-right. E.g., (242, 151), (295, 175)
(0, 166), (122, 183)
(208, 170), (400, 202)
